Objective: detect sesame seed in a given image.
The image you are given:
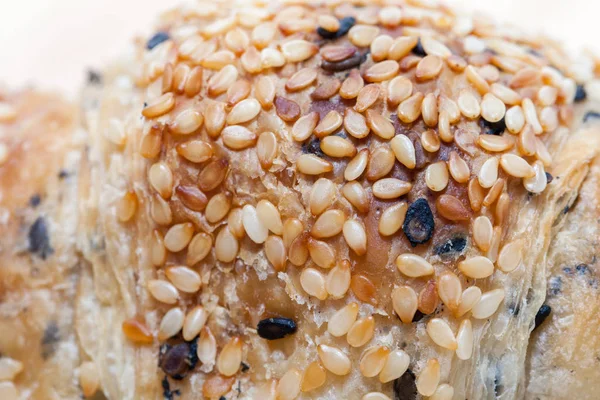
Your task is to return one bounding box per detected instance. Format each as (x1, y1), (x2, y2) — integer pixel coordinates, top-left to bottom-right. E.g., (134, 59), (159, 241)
(226, 79), (251, 106)
(148, 231), (164, 266)
(478, 157), (499, 188)
(522, 98), (543, 134)
(342, 181), (370, 213)
(421, 93), (439, 127)
(471, 288), (505, 319)
(256, 131), (278, 169)
(281, 40), (318, 63)
(288, 234), (309, 266)
(317, 16), (355, 39)
(326, 260), (351, 298)
(355, 84), (381, 113)
(347, 316), (375, 348)
(362, 393), (391, 400)
(320, 135), (356, 158)
(158, 307), (185, 341)
(387, 76), (413, 105)
(392, 285), (418, 324)
(344, 108), (370, 138)
(328, 302), (359, 337)
(343, 219), (367, 256)
(286, 68), (318, 92)
(430, 384), (455, 400)
(477, 134), (513, 152)
(217, 336), (243, 377)
(301, 361), (326, 392)
(497, 240), (522, 273)
(300, 268), (328, 300)
(457, 89), (480, 119)
(183, 306), (208, 341)
(379, 202), (408, 236)
(208, 65), (239, 97)
(122, 319), (153, 344)
(390, 134), (416, 169)
(388, 36), (419, 60)
(397, 92), (424, 123)
(426, 318), (457, 350)
(317, 344), (351, 376)
(435, 194), (469, 221)
(364, 60), (399, 82)
(215, 226), (239, 262)
(416, 358), (441, 396)
(344, 148), (369, 181)
(480, 93), (506, 123)
(340, 69), (364, 99)
(523, 160), (547, 193)
(276, 369), (302, 400)
(197, 327), (217, 366)
(140, 124), (163, 159)
(359, 346), (389, 377)
(274, 96), (301, 122)
(456, 286), (482, 317)
(311, 78), (342, 100)
(79, 361), (100, 397)
(421, 37), (452, 58)
(348, 24), (380, 47)
(307, 238), (336, 269)
(425, 161), (449, 192)
(448, 151), (470, 183)
(242, 204), (268, 244)
(500, 153), (535, 178)
(150, 194), (172, 225)
(164, 222), (194, 252)
(204, 102), (227, 138)
(371, 35), (393, 62)
(116, 190), (137, 222)
(176, 140), (213, 163)
(437, 271), (462, 313)
(396, 254), (434, 278)
(366, 145), (395, 181)
(226, 99), (261, 125)
(416, 55), (443, 81)
(458, 256), (494, 279)
(165, 265), (202, 293)
(147, 279), (179, 304)
(372, 178), (412, 199)
(351, 274), (378, 305)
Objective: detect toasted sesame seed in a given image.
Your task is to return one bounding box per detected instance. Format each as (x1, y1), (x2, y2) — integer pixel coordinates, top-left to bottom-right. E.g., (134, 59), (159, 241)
(390, 134), (416, 169)
(140, 124), (163, 159)
(301, 361), (326, 392)
(254, 77), (276, 110)
(276, 369), (302, 400)
(366, 145), (395, 181)
(348, 24), (380, 47)
(274, 96), (301, 122)
(387, 76), (413, 105)
(321, 136), (356, 158)
(371, 35), (393, 61)
(176, 140), (213, 164)
(456, 286), (482, 317)
(359, 345), (389, 377)
(263, 235), (286, 271)
(187, 232), (212, 266)
(204, 102), (227, 138)
(318, 344), (351, 376)
(458, 256), (494, 279)
(364, 110), (394, 140)
(497, 240), (522, 273)
(379, 349), (410, 383)
(421, 93), (439, 127)
(523, 160), (547, 193)
(326, 260), (351, 299)
(241, 46), (264, 72)
(372, 178), (412, 199)
(282, 218), (303, 249)
(164, 222), (194, 252)
(344, 108), (370, 138)
(355, 84), (381, 112)
(205, 192), (232, 224)
(301, 267), (328, 300)
(425, 161), (449, 192)
(518, 124), (537, 156)
(288, 234), (309, 266)
(421, 37), (452, 58)
(337, 69), (364, 99)
(281, 40), (318, 63)
(396, 254), (434, 278)
(416, 358), (441, 396)
(321, 45), (357, 63)
(226, 98), (261, 125)
(457, 89), (481, 119)
(343, 219), (367, 256)
(296, 154), (333, 175)
(214, 226), (238, 262)
(256, 199), (283, 235)
(79, 361), (99, 397)
(147, 279), (179, 304)
(347, 316), (375, 347)
(158, 307), (185, 341)
(342, 181), (370, 213)
(379, 202), (407, 236)
(197, 326), (217, 365)
(116, 190), (137, 222)
(150, 194), (172, 225)
(465, 65), (490, 94)
(478, 157), (499, 188)
(122, 319), (153, 344)
(477, 134), (513, 152)
(522, 98), (543, 134)
(351, 274), (378, 305)
(435, 194), (469, 221)
(257, 131), (278, 169)
(365, 60), (399, 83)
(431, 384), (454, 400)
(388, 36), (418, 60)
(472, 215), (493, 252)
(495, 193), (510, 226)
(312, 111), (340, 138)
(165, 265), (202, 293)
(482, 178), (504, 207)
(471, 289), (505, 319)
(311, 209), (345, 239)
(418, 279), (439, 315)
(226, 79), (251, 106)
(142, 93), (175, 118)
(437, 271), (462, 313)
(427, 318), (457, 350)
(286, 68), (318, 92)
(311, 78), (342, 100)
(416, 55), (443, 81)
(149, 162), (174, 198)
(345, 148), (369, 181)
(448, 151), (470, 183)
(510, 67), (540, 88)
(328, 302), (359, 337)
(217, 336), (243, 377)
(398, 92), (424, 123)
(500, 154), (535, 178)
(208, 65), (238, 97)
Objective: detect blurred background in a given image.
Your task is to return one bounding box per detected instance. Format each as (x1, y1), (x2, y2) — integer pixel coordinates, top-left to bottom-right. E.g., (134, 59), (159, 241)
(1, 0), (597, 97)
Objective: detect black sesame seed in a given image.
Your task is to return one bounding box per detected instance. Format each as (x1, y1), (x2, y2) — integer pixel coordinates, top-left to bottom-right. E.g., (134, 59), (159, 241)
(479, 117), (506, 135)
(160, 343), (192, 379)
(317, 17), (356, 39)
(321, 52), (367, 72)
(545, 172), (553, 184)
(257, 317), (297, 340)
(302, 138), (325, 157)
(412, 38), (426, 57)
(87, 69), (103, 85)
(403, 199), (434, 247)
(574, 84), (587, 102)
(147, 32), (170, 50)
(533, 304), (551, 331)
(29, 194), (41, 207)
(393, 369), (417, 400)
(435, 235), (467, 258)
(29, 217), (53, 259)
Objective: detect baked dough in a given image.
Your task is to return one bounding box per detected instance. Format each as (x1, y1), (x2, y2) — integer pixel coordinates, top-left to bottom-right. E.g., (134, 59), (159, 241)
(3, 1), (600, 400)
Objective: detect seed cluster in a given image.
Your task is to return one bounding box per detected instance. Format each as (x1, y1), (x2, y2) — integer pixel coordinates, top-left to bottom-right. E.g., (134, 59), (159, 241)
(104, 0), (600, 398)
